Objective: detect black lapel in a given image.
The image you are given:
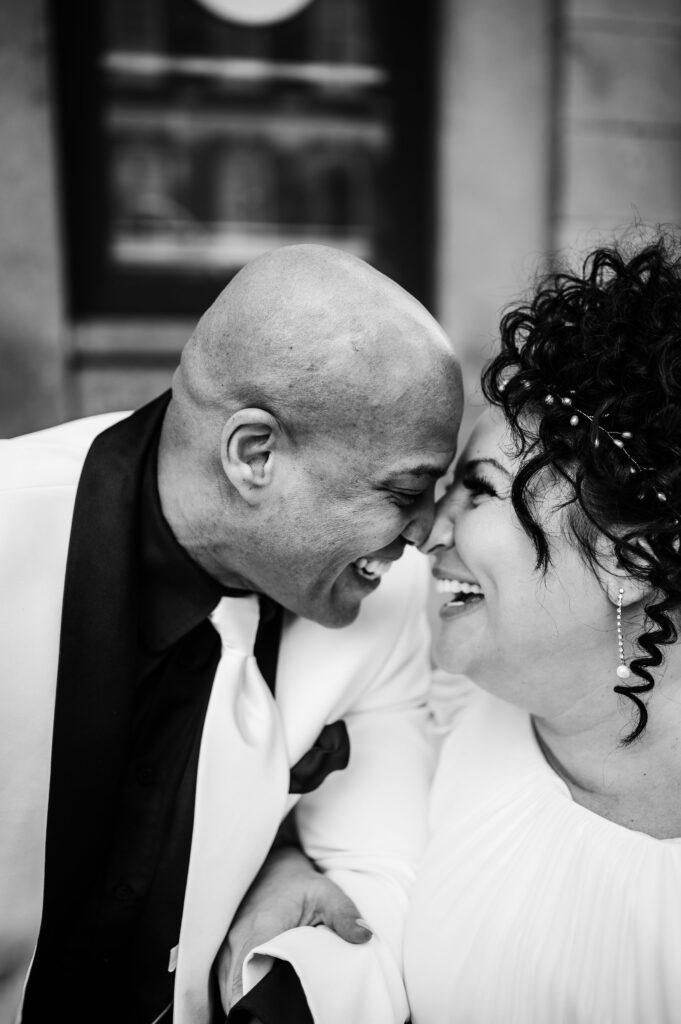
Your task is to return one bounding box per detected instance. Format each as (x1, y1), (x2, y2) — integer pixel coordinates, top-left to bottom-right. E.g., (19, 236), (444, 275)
(30, 392), (172, 964)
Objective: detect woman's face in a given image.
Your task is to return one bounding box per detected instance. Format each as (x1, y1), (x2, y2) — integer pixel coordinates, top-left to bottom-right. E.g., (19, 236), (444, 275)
(423, 408), (617, 716)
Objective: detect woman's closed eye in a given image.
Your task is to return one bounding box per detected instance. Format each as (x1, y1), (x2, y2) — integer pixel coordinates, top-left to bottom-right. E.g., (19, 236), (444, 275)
(461, 471), (499, 504)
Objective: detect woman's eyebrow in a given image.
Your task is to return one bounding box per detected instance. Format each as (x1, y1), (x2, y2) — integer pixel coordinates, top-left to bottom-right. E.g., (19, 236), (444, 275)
(459, 457), (512, 478)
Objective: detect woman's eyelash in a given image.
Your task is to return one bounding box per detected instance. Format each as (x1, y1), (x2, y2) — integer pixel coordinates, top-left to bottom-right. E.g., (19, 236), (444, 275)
(461, 472), (497, 499)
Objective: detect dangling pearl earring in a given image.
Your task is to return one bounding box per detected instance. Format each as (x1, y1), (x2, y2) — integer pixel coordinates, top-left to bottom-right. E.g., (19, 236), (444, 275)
(616, 587), (631, 680)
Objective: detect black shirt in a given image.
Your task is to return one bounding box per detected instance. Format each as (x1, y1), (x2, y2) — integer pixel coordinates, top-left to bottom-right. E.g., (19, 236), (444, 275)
(91, 427), (310, 1024)
(90, 432), (223, 1019)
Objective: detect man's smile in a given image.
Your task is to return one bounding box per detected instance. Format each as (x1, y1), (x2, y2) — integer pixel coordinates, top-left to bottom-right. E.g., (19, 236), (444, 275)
(352, 556), (395, 582)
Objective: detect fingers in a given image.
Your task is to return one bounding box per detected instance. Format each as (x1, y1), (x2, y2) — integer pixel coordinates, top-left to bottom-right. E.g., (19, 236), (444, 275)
(312, 877), (373, 945)
(331, 914), (374, 945)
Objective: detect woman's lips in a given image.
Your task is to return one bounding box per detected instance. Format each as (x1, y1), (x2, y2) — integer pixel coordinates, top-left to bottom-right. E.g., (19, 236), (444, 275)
(435, 576), (485, 618)
(438, 594), (485, 619)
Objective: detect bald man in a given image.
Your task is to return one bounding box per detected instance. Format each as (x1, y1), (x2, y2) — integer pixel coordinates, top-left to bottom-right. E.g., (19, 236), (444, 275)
(0, 245), (462, 1024)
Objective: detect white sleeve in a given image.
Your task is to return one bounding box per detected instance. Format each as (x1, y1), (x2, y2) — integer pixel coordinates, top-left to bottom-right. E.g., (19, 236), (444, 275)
(243, 550), (434, 1024)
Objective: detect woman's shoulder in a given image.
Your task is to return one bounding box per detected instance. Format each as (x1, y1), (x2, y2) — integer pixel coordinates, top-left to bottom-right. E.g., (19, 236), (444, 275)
(408, 749), (681, 1024)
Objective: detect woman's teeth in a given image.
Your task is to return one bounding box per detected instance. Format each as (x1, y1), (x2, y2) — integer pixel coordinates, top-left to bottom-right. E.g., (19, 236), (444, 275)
(435, 579), (484, 605)
(354, 557), (392, 581)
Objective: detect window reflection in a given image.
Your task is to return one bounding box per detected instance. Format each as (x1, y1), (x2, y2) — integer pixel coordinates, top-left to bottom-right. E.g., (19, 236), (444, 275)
(101, 0), (390, 276)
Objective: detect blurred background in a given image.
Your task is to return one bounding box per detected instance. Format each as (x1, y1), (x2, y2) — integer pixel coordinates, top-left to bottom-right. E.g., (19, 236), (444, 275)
(1, 0), (680, 438)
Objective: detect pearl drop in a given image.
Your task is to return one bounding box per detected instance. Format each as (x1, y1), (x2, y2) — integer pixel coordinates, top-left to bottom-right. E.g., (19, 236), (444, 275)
(622, 431), (632, 439)
(561, 396), (572, 406)
(614, 439), (624, 448)
(544, 395), (555, 405)
(569, 415), (579, 426)
(616, 664), (631, 679)
(657, 491), (668, 502)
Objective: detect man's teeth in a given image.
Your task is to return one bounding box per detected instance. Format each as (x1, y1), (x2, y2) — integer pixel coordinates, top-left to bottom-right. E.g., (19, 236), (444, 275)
(354, 557), (393, 580)
(436, 579), (484, 598)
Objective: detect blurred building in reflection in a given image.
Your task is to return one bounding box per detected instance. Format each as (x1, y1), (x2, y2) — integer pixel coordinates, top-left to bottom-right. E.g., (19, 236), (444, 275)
(101, 0), (390, 283)
(1, 0), (680, 435)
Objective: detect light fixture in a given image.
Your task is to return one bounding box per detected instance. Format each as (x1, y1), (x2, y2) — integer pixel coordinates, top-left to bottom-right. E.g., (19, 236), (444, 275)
(194, 0), (315, 26)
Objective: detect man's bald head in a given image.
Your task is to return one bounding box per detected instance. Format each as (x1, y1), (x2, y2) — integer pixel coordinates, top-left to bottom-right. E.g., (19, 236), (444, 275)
(169, 244), (459, 447)
(159, 244), (462, 626)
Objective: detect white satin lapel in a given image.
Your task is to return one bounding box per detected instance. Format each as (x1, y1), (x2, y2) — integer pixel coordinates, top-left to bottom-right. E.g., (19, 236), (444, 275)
(275, 614), (363, 767)
(275, 561), (416, 767)
(173, 598), (290, 1024)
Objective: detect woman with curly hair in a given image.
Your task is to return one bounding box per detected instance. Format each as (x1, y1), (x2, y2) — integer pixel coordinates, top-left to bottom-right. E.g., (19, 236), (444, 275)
(404, 234), (681, 1023)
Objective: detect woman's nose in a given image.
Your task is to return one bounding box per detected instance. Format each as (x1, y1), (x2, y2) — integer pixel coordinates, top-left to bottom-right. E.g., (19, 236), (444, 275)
(419, 503), (455, 555)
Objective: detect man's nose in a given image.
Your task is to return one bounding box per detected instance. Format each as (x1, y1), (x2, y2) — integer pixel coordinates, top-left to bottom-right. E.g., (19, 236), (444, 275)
(400, 490), (437, 548)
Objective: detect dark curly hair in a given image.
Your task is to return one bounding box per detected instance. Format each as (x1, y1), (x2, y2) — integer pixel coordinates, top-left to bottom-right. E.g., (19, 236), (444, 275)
(481, 233), (681, 743)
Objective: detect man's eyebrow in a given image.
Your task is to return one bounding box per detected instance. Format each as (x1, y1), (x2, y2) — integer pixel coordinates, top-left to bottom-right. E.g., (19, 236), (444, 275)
(459, 457), (512, 478)
(383, 464), (446, 484)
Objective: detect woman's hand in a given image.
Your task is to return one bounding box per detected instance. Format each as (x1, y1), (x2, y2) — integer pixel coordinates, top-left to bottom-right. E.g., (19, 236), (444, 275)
(215, 844), (372, 1013)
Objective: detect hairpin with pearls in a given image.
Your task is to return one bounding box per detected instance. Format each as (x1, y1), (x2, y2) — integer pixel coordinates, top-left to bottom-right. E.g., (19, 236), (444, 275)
(497, 376), (670, 504)
(497, 374), (677, 517)
(543, 390), (672, 505)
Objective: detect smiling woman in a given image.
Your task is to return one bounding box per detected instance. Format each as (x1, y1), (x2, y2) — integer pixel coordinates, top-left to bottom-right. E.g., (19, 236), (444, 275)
(405, 231), (681, 1024)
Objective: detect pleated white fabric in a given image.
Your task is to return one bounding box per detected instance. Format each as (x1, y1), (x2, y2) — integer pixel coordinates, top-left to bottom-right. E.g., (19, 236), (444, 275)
(405, 681), (681, 1024)
(174, 596), (290, 1024)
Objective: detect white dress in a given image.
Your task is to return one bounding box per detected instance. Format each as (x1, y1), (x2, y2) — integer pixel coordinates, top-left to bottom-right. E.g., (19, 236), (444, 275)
(404, 678), (681, 1024)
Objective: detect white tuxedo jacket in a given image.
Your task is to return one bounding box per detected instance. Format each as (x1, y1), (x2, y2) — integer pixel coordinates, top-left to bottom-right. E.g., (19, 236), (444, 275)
(0, 407), (433, 1024)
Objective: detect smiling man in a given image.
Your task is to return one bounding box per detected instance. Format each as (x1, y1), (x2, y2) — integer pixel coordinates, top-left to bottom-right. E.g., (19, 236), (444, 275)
(0, 244), (462, 1024)
(160, 246), (459, 627)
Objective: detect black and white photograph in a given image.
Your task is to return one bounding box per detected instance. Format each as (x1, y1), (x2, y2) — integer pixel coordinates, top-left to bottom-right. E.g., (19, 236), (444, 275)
(1, 1), (681, 1022)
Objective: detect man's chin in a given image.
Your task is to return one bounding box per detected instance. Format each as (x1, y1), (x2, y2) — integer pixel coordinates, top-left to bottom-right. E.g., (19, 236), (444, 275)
(321, 605), (361, 629)
(282, 567), (380, 627)
(304, 590), (365, 629)
(301, 599), (361, 629)
(320, 566), (385, 626)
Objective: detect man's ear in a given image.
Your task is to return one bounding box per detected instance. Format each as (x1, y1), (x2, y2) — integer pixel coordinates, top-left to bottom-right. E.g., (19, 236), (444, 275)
(220, 409), (280, 504)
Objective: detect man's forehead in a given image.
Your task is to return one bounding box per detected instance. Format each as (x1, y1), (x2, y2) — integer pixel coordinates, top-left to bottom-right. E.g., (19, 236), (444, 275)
(373, 412), (460, 481)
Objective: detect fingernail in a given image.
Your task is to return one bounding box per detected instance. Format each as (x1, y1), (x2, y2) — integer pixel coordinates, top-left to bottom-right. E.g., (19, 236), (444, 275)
(355, 918), (373, 935)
